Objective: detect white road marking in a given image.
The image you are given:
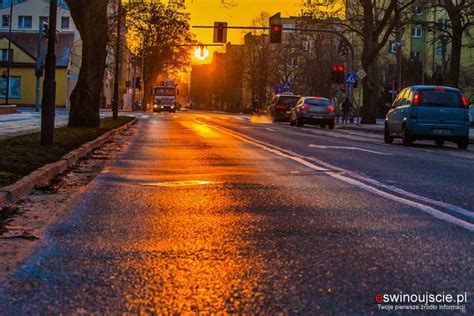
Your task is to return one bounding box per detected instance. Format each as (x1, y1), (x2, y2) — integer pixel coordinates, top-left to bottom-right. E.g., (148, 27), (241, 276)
(449, 153), (474, 160)
(265, 128), (276, 132)
(196, 119), (473, 232)
(309, 144), (393, 156)
(140, 115), (150, 119)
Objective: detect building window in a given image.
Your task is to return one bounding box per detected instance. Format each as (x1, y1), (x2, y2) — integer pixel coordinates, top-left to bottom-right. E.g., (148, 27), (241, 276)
(0, 48), (12, 62)
(388, 41), (398, 54)
(438, 19), (450, 31)
(39, 16), (48, 28)
(18, 16), (32, 29)
(413, 5), (423, 15)
(0, 76), (21, 99)
(61, 16), (70, 29)
(436, 42), (447, 56)
(411, 26), (422, 38)
(2, 15), (9, 28)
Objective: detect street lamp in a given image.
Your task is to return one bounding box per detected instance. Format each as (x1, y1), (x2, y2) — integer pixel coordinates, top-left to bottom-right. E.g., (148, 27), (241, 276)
(112, 0), (122, 120)
(40, 0), (57, 146)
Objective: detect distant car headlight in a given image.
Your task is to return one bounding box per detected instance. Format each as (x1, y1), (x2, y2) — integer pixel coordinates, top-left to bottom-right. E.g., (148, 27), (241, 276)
(171, 105), (175, 108)
(161, 105), (164, 108)
(154, 104), (158, 108)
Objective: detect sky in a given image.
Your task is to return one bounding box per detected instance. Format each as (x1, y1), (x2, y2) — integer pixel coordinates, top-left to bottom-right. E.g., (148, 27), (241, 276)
(187, 0), (303, 63)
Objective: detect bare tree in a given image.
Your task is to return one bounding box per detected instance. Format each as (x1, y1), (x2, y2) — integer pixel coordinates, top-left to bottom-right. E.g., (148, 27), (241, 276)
(126, 1), (193, 108)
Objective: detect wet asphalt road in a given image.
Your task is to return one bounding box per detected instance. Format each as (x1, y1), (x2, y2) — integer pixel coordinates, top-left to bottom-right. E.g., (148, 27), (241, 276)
(0, 112), (472, 314)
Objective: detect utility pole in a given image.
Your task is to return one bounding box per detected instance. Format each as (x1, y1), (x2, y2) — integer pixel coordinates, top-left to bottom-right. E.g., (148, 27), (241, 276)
(112, 0), (122, 120)
(35, 22), (46, 112)
(40, 0), (57, 147)
(5, 0), (13, 105)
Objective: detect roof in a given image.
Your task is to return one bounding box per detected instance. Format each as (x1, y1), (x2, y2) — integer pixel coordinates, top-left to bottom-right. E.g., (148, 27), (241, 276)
(0, 31), (74, 67)
(409, 85), (461, 92)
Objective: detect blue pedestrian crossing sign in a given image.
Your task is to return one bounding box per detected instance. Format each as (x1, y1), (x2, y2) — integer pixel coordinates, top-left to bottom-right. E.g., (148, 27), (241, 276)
(282, 81), (291, 91)
(345, 73), (358, 85)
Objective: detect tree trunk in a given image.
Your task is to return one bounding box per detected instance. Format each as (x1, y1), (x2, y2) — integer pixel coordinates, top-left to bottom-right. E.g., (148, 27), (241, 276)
(360, 43), (379, 124)
(66, 0), (108, 127)
(447, 24), (462, 87)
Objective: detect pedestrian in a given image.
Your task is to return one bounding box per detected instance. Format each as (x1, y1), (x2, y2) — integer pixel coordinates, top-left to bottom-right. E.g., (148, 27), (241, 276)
(342, 97), (353, 124)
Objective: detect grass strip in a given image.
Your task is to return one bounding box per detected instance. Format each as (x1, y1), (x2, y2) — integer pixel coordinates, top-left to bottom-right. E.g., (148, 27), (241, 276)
(0, 116), (134, 187)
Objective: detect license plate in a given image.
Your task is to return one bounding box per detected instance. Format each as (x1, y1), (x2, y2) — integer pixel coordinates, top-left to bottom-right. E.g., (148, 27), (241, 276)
(433, 129), (452, 135)
(312, 115), (323, 119)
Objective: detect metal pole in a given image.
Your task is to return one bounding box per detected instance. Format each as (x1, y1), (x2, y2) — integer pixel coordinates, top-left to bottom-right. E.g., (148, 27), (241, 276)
(35, 22), (44, 112)
(112, 0), (122, 120)
(5, 0), (14, 105)
(40, 0), (57, 147)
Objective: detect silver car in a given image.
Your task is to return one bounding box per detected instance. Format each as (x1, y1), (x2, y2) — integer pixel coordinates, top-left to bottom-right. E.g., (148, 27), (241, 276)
(290, 97), (336, 129)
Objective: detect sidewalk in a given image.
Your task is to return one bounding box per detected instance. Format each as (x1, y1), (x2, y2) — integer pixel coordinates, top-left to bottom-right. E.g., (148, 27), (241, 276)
(0, 108), (114, 139)
(336, 120), (474, 143)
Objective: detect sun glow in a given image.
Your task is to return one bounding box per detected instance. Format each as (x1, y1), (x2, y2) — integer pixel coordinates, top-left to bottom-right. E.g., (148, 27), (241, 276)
(193, 46), (210, 61)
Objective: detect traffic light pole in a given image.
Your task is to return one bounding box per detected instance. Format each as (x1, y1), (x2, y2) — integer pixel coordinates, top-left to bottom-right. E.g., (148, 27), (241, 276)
(40, 0), (57, 147)
(193, 24), (356, 105)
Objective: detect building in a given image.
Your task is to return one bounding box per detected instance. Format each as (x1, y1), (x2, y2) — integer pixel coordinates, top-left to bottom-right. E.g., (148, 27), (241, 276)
(0, 0), (79, 107)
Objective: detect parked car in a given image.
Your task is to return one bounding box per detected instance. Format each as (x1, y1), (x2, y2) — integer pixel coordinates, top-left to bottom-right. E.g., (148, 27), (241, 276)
(289, 97), (336, 129)
(267, 94), (301, 122)
(384, 85), (470, 149)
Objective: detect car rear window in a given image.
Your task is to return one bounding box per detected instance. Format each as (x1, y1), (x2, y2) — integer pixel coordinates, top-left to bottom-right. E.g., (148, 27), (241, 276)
(306, 98), (330, 106)
(278, 96), (300, 106)
(419, 90), (461, 108)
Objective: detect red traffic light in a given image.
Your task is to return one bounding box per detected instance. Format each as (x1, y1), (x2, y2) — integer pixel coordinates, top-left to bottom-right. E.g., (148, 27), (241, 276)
(217, 23), (225, 30)
(331, 65), (338, 72)
(337, 65), (345, 72)
(272, 25), (281, 32)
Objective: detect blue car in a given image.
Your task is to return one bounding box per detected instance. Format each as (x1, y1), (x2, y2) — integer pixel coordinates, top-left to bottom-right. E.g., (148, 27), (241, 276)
(385, 86), (470, 149)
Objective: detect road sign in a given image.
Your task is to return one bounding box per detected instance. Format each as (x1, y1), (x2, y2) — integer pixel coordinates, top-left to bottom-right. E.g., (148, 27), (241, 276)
(346, 73), (357, 85)
(356, 69), (367, 80)
(275, 86), (283, 94)
(282, 81), (291, 91)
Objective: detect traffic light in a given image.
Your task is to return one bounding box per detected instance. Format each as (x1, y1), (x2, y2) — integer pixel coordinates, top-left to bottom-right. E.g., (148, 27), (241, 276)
(270, 24), (282, 43)
(213, 22), (228, 43)
(331, 65), (345, 84)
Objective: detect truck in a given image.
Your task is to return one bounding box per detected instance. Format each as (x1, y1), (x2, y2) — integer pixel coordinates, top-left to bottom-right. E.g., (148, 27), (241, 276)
(152, 79), (178, 113)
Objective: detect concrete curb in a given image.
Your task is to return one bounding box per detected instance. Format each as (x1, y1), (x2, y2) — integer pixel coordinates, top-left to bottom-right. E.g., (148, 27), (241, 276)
(0, 118), (138, 208)
(337, 125), (474, 144)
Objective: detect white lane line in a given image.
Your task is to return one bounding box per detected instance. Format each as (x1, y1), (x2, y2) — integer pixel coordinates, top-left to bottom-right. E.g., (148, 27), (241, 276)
(449, 153), (474, 160)
(197, 119), (473, 232)
(140, 115), (150, 119)
(265, 128), (276, 132)
(309, 144), (393, 156)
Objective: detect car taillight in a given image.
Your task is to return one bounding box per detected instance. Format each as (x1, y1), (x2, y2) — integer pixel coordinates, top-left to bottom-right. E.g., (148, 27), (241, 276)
(275, 104), (286, 110)
(301, 104), (310, 111)
(326, 106), (335, 113)
(413, 91), (421, 105)
(435, 87), (445, 91)
(461, 95), (468, 108)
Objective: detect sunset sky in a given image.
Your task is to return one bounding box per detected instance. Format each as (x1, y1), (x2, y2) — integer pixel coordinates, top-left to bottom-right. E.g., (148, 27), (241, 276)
(187, 0), (303, 62)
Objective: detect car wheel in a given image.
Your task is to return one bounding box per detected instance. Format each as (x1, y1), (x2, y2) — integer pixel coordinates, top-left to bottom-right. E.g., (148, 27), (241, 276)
(328, 120), (335, 130)
(435, 139), (444, 147)
(295, 116), (304, 127)
(402, 126), (413, 146)
(457, 137), (469, 150)
(384, 124), (394, 144)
